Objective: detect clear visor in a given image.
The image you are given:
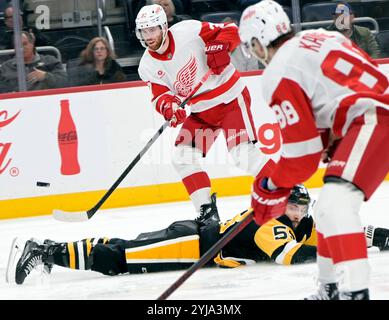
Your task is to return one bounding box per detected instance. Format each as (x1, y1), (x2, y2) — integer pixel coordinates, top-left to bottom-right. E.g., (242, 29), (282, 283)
(139, 26), (163, 38)
(136, 25), (167, 50)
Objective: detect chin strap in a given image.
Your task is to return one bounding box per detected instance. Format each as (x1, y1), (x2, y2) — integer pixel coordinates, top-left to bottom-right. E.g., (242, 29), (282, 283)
(149, 26), (168, 53)
(251, 45), (269, 67)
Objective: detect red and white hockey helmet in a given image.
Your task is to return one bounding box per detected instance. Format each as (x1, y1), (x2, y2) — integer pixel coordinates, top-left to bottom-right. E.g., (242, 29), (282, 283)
(239, 0), (291, 49)
(135, 4), (168, 49)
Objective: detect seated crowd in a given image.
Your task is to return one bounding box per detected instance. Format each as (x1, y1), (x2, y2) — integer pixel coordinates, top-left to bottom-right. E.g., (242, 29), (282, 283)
(0, 0), (386, 93)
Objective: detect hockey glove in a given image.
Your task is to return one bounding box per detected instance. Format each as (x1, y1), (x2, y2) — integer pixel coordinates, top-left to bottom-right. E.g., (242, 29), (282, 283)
(205, 40), (230, 75)
(320, 129), (341, 163)
(251, 177), (291, 226)
(159, 94), (187, 128)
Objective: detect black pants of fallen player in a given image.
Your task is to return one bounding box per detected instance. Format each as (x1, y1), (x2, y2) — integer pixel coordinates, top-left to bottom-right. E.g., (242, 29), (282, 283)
(48, 220), (220, 276)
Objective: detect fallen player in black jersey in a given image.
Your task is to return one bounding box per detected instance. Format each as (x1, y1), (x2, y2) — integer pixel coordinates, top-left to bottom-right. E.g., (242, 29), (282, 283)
(6, 185), (389, 285)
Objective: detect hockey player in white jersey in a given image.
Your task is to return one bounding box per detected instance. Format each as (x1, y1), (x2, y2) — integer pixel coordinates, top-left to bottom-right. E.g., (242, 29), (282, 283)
(136, 4), (271, 216)
(239, 0), (389, 300)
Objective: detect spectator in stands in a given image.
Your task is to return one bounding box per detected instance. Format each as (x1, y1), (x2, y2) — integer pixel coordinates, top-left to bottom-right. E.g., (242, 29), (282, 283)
(0, 5), (51, 50)
(238, 0), (290, 10)
(68, 37), (125, 87)
(134, 0), (184, 21)
(152, 0), (184, 27)
(222, 17), (262, 71)
(0, 31), (66, 93)
(327, 2), (381, 58)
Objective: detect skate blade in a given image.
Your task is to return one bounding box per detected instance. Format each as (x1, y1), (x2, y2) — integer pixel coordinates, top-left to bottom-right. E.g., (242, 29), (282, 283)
(5, 237), (23, 284)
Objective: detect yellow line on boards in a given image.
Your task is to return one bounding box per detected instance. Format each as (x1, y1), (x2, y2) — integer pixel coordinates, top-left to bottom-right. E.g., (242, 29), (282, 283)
(1, 169), (388, 220)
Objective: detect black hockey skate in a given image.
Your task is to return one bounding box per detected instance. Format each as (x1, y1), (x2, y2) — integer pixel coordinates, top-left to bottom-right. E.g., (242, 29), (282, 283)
(365, 225), (389, 251)
(14, 239), (49, 285)
(340, 289), (370, 300)
(304, 283), (340, 300)
(42, 239), (57, 274)
(195, 193), (220, 226)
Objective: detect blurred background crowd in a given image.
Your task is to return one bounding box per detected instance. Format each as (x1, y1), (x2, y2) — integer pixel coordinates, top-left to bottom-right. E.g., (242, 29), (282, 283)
(0, 0), (388, 93)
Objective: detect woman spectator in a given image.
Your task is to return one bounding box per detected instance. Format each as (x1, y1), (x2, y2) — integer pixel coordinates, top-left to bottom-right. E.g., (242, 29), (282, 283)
(68, 37), (126, 87)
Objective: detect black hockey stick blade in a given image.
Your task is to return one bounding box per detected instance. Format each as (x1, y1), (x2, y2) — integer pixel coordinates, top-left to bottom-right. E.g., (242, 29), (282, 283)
(52, 71), (213, 223)
(157, 208), (254, 300)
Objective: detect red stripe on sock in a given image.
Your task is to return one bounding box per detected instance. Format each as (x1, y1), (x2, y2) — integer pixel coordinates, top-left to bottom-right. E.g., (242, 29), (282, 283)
(326, 233), (368, 263)
(182, 172), (211, 195)
(317, 231), (331, 258)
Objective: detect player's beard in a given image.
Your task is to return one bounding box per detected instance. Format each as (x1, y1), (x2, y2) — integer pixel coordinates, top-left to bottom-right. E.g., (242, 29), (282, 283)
(146, 32), (165, 52)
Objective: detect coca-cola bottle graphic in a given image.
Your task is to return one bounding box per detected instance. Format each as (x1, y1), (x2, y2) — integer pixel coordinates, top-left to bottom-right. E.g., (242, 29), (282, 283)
(58, 99), (80, 175)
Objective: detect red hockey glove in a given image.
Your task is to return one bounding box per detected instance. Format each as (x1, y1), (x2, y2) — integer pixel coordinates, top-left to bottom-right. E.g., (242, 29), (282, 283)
(205, 40), (230, 75)
(251, 177), (291, 226)
(159, 94), (186, 127)
(170, 108), (186, 128)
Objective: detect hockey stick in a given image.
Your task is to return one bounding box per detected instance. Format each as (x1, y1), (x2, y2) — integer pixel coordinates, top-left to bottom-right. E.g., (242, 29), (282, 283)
(157, 208), (254, 300)
(53, 70), (213, 222)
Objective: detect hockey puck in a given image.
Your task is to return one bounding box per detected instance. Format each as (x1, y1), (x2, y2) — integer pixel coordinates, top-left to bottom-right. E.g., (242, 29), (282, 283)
(36, 181), (50, 187)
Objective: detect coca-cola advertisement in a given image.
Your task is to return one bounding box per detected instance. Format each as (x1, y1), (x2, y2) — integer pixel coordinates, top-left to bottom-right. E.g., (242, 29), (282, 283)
(0, 110), (21, 176)
(57, 99), (81, 175)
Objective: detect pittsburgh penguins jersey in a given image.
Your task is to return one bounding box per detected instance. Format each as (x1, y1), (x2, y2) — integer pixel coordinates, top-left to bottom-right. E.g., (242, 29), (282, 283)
(254, 215), (317, 265)
(214, 211), (317, 267)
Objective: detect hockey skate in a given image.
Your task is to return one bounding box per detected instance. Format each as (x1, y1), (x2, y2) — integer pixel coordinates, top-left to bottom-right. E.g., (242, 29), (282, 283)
(195, 193), (220, 226)
(340, 289), (370, 300)
(6, 237), (53, 285)
(304, 282), (340, 300)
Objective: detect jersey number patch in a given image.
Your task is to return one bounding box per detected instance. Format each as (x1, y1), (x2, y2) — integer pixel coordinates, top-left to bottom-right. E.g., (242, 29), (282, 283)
(273, 225), (295, 240)
(321, 49), (388, 93)
(272, 100), (300, 129)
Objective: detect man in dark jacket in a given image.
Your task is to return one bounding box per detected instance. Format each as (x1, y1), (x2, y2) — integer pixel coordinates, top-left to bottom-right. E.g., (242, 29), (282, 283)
(0, 31), (66, 92)
(327, 2), (381, 58)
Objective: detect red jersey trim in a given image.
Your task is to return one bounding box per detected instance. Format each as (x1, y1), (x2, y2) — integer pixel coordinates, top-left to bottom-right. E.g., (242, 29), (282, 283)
(188, 70), (241, 105)
(151, 82), (170, 102)
(333, 93), (389, 137)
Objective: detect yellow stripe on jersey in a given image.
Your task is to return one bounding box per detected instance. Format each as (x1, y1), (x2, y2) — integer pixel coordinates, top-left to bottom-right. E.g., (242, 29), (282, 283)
(304, 226), (317, 246)
(125, 235), (200, 264)
(67, 242), (76, 269)
(219, 209), (252, 234)
(86, 238), (92, 256)
(254, 218), (296, 259)
(276, 241), (303, 265)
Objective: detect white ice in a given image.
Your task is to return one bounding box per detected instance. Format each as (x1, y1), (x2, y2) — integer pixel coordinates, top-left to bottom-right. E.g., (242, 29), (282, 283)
(1, 182), (389, 300)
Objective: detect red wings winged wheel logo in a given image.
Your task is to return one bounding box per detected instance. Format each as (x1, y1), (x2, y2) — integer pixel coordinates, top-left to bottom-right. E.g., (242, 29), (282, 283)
(173, 55), (198, 97)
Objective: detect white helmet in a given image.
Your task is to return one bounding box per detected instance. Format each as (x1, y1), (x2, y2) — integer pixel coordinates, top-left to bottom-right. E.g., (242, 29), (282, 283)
(135, 4), (168, 50)
(239, 0), (291, 64)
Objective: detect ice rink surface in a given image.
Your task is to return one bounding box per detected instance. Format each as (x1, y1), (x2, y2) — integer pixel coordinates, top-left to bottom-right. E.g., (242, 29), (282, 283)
(1, 182), (389, 300)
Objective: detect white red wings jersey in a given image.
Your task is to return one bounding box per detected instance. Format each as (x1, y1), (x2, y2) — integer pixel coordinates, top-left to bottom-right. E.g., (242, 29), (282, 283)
(260, 28), (389, 187)
(138, 20), (246, 113)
